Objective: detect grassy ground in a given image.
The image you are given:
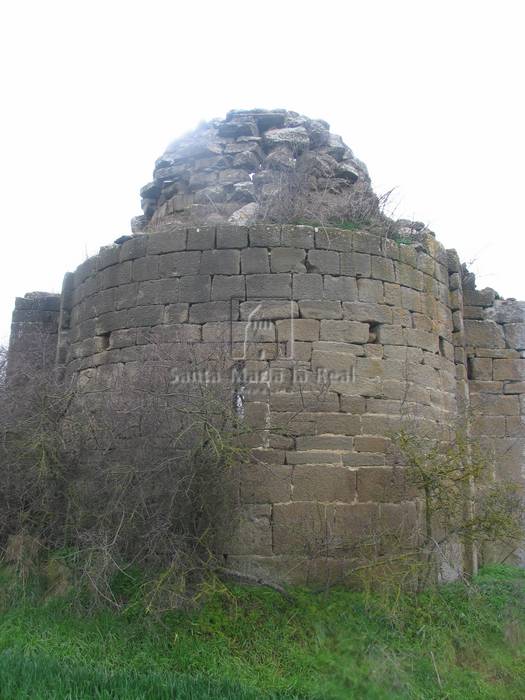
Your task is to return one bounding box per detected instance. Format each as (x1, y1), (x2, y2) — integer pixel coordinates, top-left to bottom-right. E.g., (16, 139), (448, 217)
(0, 565), (524, 699)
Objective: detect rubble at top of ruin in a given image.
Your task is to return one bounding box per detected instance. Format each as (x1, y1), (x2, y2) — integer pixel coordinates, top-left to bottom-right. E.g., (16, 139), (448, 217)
(133, 109), (388, 234)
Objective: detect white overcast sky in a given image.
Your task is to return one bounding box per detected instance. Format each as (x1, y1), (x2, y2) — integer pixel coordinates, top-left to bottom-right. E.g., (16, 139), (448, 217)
(1, 0), (524, 343)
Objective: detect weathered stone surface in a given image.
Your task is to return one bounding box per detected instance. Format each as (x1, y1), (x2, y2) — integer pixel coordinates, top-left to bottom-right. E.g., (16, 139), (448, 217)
(463, 288), (497, 307)
(241, 248), (270, 274)
(311, 349), (356, 372)
(263, 126), (310, 152)
(493, 359), (525, 381)
(216, 226), (249, 248)
(293, 273), (323, 299)
(332, 503), (379, 543)
(229, 505), (273, 556)
(211, 275), (246, 301)
(137, 279), (179, 306)
(249, 225), (281, 247)
(299, 301), (342, 320)
(159, 251), (201, 277)
(200, 249), (240, 275)
(469, 357), (493, 380)
(323, 276), (357, 301)
(307, 250), (340, 274)
(189, 302), (231, 324)
(273, 502), (334, 555)
(354, 436), (390, 453)
(371, 256), (395, 282)
(276, 319), (320, 341)
(264, 146), (295, 171)
(186, 227), (215, 250)
(356, 467), (406, 503)
(342, 302), (393, 324)
(240, 300), (298, 320)
(147, 229), (186, 254)
(471, 393), (520, 416)
(179, 275), (211, 302)
(505, 323), (525, 350)
(503, 381), (525, 394)
(358, 278), (384, 303)
(246, 273), (291, 298)
(241, 464), (292, 503)
(340, 252), (371, 277)
(285, 450), (342, 465)
(98, 262), (132, 290)
(315, 228), (353, 252)
(464, 320), (505, 348)
(228, 202), (259, 226)
(320, 320), (369, 344)
(165, 303), (189, 323)
(471, 415), (507, 437)
(270, 247), (306, 273)
(293, 465), (356, 502)
(132, 257), (160, 282)
(487, 300), (525, 324)
(281, 225), (314, 248)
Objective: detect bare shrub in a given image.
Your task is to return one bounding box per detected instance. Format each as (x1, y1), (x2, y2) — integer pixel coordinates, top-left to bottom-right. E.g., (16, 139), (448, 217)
(272, 425), (525, 594)
(0, 340), (255, 608)
(391, 430), (524, 588)
(254, 161), (396, 235)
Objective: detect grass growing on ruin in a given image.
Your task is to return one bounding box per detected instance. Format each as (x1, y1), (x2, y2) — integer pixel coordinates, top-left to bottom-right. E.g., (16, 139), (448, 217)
(0, 565), (524, 699)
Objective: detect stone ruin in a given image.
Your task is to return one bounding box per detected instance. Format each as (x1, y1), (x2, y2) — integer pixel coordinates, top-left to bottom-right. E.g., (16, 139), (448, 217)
(132, 109), (378, 234)
(8, 109), (525, 585)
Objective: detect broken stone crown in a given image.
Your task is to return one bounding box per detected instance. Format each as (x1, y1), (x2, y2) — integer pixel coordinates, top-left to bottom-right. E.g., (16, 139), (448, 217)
(132, 109), (375, 233)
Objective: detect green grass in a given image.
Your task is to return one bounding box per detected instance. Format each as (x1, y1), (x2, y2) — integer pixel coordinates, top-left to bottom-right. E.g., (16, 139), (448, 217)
(0, 565), (524, 698)
(0, 653), (291, 699)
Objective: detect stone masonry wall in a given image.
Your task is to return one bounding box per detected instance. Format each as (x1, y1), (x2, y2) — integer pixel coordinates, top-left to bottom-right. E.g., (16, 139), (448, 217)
(7, 292), (61, 380)
(463, 291), (525, 565)
(48, 223), (466, 584)
(9, 224), (525, 584)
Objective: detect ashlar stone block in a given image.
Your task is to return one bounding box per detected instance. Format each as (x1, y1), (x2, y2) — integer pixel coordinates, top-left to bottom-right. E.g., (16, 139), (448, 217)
(320, 320), (370, 344)
(323, 276), (357, 301)
(464, 320), (505, 348)
(241, 248), (270, 274)
(292, 465), (356, 503)
(179, 275), (211, 302)
(137, 279), (179, 306)
(357, 278), (384, 303)
(159, 251), (201, 277)
(147, 229), (186, 254)
(247, 274), (292, 298)
(200, 249), (240, 275)
(340, 252), (371, 278)
(293, 273), (323, 299)
(186, 227), (215, 250)
(276, 319), (320, 341)
(189, 301), (231, 324)
(270, 247), (306, 273)
(211, 275), (246, 301)
(371, 256), (395, 282)
(299, 301), (342, 319)
(307, 250), (340, 275)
